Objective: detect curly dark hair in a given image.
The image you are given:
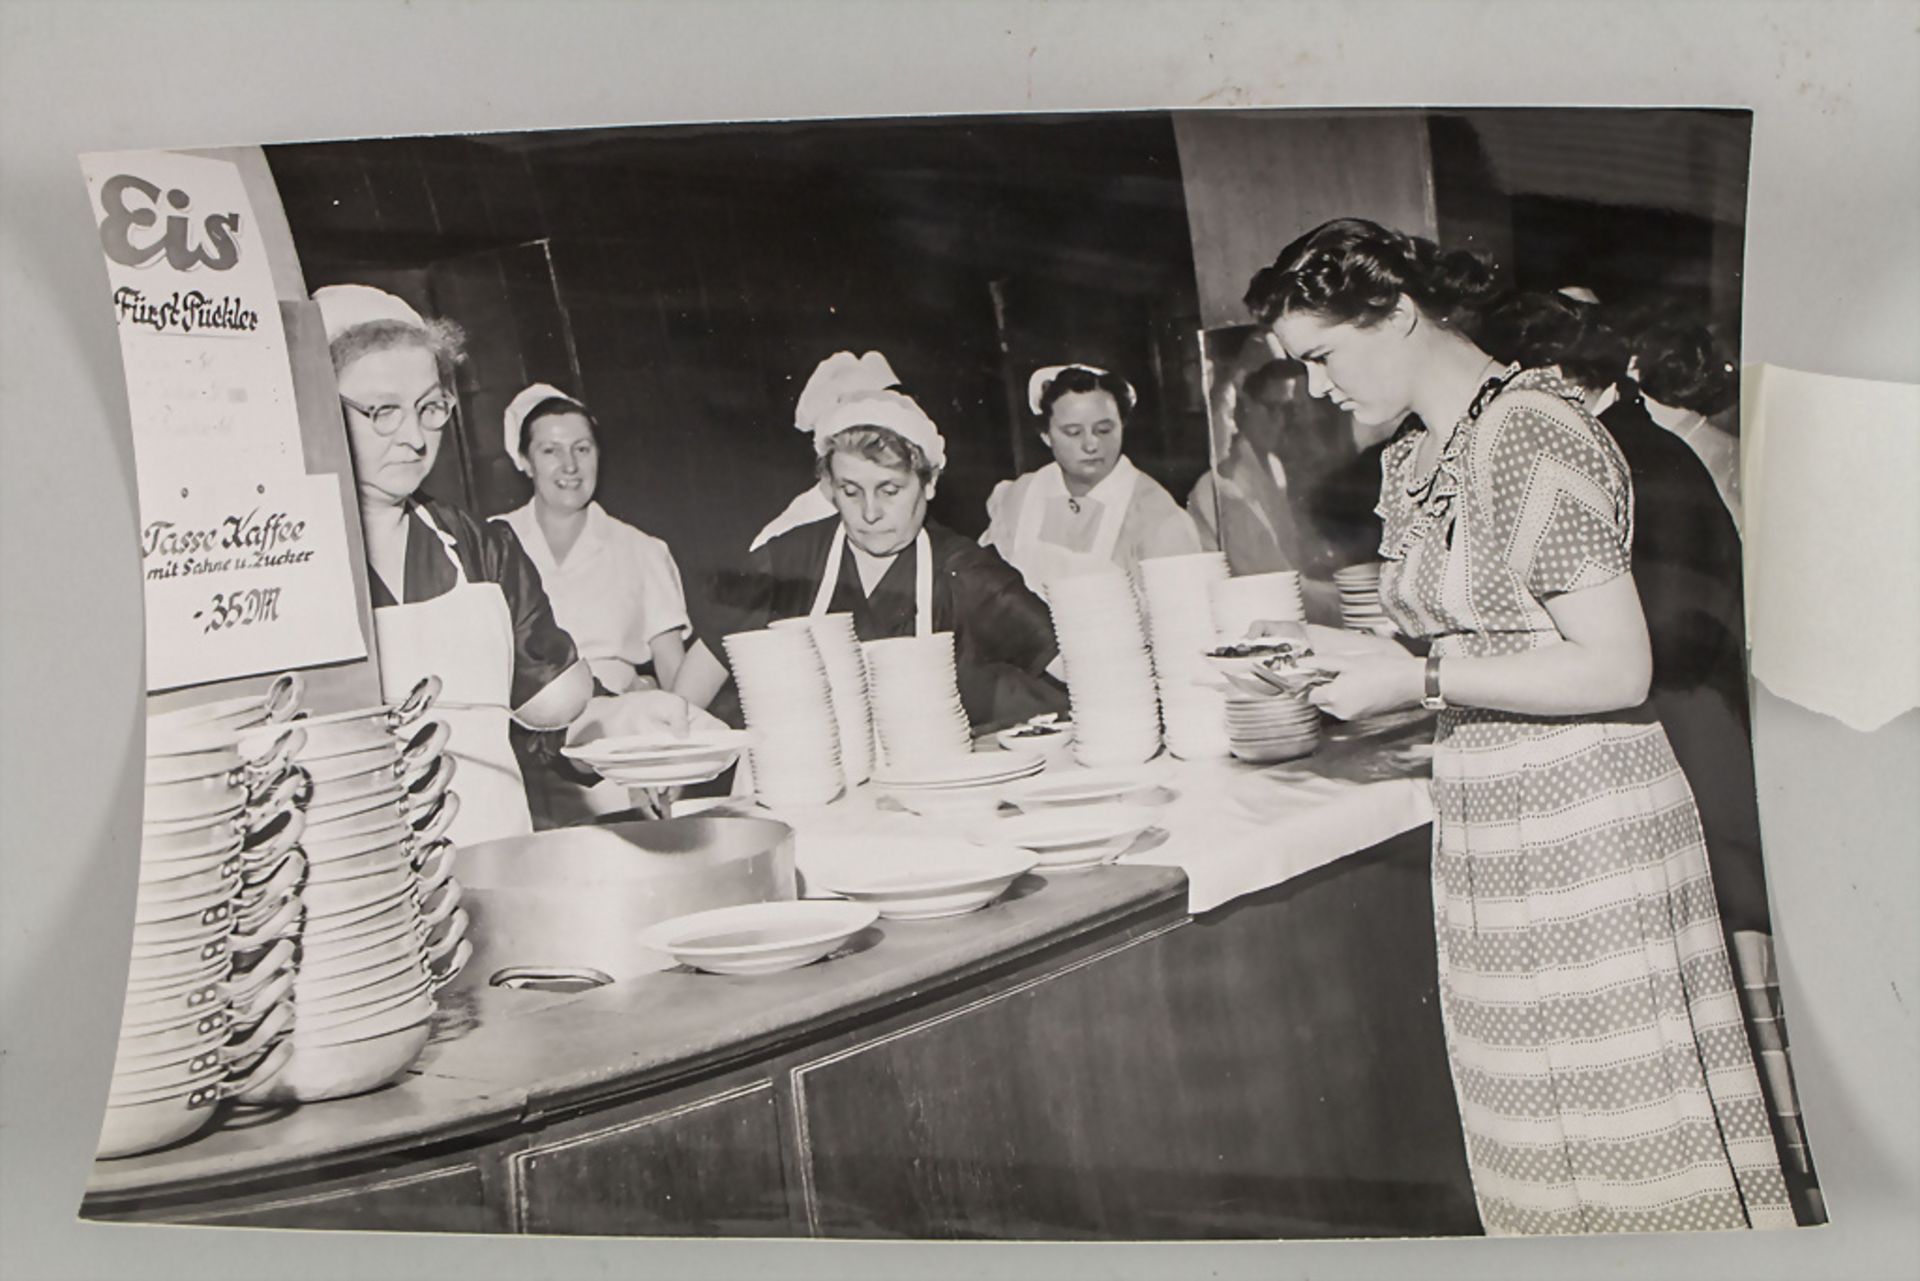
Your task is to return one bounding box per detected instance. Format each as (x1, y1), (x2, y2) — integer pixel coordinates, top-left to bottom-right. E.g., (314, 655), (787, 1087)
(1479, 292), (1630, 394)
(1243, 217), (1507, 336)
(1036, 365), (1136, 420)
(1630, 318), (1738, 417)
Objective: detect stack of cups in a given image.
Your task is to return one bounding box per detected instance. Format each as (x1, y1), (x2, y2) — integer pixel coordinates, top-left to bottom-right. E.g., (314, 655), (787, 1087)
(259, 675), (467, 1105)
(863, 632), (972, 771)
(1046, 570), (1162, 767)
(1334, 562), (1392, 634)
(724, 627), (845, 808)
(1209, 571), (1306, 645)
(102, 678), (312, 1160)
(1138, 552), (1233, 760)
(771, 614), (875, 785)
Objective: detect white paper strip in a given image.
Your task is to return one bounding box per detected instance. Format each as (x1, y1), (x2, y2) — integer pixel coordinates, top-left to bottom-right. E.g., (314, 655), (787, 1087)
(1742, 364), (1920, 733)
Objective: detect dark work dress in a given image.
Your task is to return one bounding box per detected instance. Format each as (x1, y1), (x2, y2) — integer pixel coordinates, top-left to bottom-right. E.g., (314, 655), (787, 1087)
(1600, 393), (1768, 935)
(693, 518), (1068, 734)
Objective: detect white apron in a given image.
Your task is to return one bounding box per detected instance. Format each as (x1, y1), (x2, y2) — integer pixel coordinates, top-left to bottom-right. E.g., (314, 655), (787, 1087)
(373, 505), (535, 845)
(1006, 458), (1139, 597)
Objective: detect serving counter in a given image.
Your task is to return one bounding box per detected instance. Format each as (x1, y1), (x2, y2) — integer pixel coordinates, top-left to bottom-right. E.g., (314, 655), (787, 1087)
(84, 717), (1481, 1240)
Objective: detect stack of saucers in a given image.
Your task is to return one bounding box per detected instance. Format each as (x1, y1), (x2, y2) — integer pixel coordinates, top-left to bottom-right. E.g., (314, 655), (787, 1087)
(1138, 553), (1232, 760)
(101, 687), (312, 1160)
(1046, 570), (1161, 767)
(1208, 571), (1306, 643)
(725, 627), (845, 808)
(863, 633), (972, 772)
(1334, 562), (1393, 634)
(1224, 691), (1323, 764)
(771, 614), (874, 785)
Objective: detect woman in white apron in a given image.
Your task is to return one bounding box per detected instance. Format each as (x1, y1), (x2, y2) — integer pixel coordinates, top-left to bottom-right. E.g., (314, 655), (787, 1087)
(981, 363), (1201, 597)
(316, 285), (694, 845)
(673, 363), (1067, 734)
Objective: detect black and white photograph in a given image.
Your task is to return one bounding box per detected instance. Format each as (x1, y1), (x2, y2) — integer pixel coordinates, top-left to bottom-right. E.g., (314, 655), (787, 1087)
(69, 103), (1836, 1243)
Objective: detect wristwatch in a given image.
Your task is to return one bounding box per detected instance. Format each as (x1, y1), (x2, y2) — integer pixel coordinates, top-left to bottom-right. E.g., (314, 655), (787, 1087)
(1422, 653), (1448, 711)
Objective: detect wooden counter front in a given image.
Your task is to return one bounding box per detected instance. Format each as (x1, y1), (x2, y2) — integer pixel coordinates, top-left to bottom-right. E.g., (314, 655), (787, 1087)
(84, 831), (1478, 1239)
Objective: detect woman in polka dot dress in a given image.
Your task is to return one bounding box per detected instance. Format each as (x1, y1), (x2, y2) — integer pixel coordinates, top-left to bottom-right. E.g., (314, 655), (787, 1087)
(1243, 219), (1794, 1236)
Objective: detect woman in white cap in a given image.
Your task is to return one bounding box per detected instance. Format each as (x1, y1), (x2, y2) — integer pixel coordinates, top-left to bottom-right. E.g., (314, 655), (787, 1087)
(314, 284), (693, 844)
(492, 384), (691, 693)
(747, 350), (898, 552)
(675, 357), (1068, 732)
(981, 363), (1200, 594)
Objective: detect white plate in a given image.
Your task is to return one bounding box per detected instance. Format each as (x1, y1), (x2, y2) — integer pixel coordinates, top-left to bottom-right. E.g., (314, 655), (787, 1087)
(637, 901), (878, 975)
(971, 804), (1155, 853)
(809, 843), (1036, 920)
(1001, 768), (1155, 808)
(561, 730), (752, 765)
(871, 749), (1044, 790)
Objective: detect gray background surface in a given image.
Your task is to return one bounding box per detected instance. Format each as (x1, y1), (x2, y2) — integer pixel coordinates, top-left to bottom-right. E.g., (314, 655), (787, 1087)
(4, 2), (1916, 1278)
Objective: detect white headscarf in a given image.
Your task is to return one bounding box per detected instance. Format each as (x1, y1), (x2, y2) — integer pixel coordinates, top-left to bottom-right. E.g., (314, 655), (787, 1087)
(797, 351), (945, 473)
(1027, 363), (1137, 416)
(503, 382), (579, 476)
(313, 284), (427, 341)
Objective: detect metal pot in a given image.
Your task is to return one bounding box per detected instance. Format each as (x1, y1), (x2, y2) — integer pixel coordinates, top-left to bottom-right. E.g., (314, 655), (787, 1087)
(457, 815), (796, 983)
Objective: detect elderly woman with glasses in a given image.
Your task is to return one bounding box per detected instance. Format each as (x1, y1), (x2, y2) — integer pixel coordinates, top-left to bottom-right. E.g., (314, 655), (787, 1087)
(316, 285), (694, 845)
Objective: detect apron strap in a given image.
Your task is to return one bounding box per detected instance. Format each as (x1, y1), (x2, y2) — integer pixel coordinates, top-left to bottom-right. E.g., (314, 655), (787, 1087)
(810, 522), (934, 637)
(409, 502), (472, 586)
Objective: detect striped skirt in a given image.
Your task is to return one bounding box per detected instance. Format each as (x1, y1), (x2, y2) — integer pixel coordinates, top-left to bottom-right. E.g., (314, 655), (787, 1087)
(1428, 711), (1795, 1235)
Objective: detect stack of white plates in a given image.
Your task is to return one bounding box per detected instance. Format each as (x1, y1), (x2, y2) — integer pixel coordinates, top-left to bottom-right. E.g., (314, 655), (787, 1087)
(1138, 553), (1232, 760)
(1224, 692), (1323, 763)
(875, 748), (1046, 818)
(1334, 563), (1393, 634)
(862, 633), (972, 772)
(725, 627), (844, 809)
(1046, 570), (1161, 767)
(771, 614), (874, 785)
(102, 679), (311, 1160)
(1208, 571), (1306, 643)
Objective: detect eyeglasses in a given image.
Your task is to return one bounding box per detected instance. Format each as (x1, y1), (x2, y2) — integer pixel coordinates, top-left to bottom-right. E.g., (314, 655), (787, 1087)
(340, 392), (456, 436)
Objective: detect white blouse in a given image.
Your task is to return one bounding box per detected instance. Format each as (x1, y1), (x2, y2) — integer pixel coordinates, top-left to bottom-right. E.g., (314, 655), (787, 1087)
(494, 501), (690, 693)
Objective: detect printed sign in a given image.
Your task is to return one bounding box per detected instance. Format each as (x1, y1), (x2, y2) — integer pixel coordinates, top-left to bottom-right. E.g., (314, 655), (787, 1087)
(81, 149), (367, 689)
(139, 474), (365, 690)
(80, 150), (304, 492)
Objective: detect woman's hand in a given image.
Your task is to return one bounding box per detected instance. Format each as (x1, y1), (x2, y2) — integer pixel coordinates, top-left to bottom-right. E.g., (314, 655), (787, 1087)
(1304, 651), (1425, 721)
(1245, 620), (1410, 660)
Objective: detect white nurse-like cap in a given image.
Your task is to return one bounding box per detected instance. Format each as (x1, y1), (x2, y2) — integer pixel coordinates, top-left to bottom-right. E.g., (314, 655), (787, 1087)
(796, 351), (944, 472)
(503, 382), (580, 476)
(1027, 363), (1136, 416)
(312, 283), (427, 341)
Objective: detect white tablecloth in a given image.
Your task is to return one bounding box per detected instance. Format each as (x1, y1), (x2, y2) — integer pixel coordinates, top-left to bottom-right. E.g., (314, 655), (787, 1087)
(688, 711), (1437, 917)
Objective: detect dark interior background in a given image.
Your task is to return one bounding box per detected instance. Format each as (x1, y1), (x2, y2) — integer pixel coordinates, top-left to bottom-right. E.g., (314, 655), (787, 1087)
(266, 114), (1208, 609)
(266, 108), (1747, 617)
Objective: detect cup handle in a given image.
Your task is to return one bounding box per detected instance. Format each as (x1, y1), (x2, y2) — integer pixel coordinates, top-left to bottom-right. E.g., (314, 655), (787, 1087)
(243, 805), (307, 866)
(414, 842), (458, 892)
(424, 906), (469, 966)
(225, 997), (294, 1060)
(237, 724), (306, 785)
(410, 790), (460, 846)
(262, 672), (305, 724)
(389, 675), (442, 730)
(409, 835), (452, 876)
(398, 719), (451, 782)
(417, 879), (461, 932)
(226, 1037), (295, 1105)
(232, 890), (302, 945)
(426, 937), (472, 992)
(228, 938), (296, 1004)
(404, 754), (457, 818)
(230, 965), (296, 1026)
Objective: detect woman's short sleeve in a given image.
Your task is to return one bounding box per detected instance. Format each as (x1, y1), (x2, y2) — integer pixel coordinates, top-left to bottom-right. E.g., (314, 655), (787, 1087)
(628, 531), (692, 644)
(1468, 392), (1633, 599)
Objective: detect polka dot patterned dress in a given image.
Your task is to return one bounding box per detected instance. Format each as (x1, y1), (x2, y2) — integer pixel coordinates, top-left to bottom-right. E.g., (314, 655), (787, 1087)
(1375, 367), (1793, 1235)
